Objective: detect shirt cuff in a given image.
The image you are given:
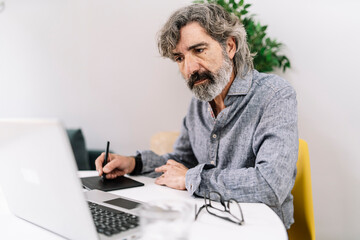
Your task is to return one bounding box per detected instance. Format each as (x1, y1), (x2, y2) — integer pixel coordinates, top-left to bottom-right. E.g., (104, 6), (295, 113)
(185, 163), (206, 195)
(129, 153), (143, 175)
(137, 150), (167, 175)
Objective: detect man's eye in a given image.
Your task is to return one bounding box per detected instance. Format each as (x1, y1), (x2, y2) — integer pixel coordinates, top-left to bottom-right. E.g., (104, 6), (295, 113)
(175, 56), (184, 62)
(195, 48), (204, 53)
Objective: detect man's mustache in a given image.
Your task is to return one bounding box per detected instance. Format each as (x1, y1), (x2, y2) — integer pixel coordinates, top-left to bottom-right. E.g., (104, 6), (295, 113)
(187, 71), (215, 89)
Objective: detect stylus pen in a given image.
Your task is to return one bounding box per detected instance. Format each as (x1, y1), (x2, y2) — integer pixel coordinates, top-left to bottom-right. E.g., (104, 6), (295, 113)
(102, 141), (110, 180)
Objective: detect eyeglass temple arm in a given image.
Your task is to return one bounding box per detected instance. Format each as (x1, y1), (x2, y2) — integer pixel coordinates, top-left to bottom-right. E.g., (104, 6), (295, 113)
(227, 198), (245, 224)
(195, 204), (207, 220)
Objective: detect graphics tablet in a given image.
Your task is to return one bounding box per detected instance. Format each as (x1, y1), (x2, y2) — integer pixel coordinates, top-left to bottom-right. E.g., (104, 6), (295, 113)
(81, 175), (144, 191)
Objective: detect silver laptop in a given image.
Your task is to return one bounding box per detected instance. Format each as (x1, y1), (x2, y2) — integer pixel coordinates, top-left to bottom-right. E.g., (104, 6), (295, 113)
(0, 119), (142, 240)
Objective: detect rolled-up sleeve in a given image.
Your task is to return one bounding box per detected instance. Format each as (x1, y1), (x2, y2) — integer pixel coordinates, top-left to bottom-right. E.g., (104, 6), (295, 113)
(139, 117), (198, 178)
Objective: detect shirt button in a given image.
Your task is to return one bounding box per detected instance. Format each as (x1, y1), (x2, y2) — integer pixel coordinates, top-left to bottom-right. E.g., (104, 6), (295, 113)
(210, 161), (215, 165)
(212, 134), (217, 139)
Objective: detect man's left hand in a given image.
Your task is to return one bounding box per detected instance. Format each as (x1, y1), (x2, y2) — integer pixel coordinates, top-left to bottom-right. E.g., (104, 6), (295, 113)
(155, 160), (188, 190)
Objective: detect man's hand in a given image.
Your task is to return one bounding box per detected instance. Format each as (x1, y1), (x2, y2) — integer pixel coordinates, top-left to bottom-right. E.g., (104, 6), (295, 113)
(95, 153), (136, 179)
(155, 160), (188, 190)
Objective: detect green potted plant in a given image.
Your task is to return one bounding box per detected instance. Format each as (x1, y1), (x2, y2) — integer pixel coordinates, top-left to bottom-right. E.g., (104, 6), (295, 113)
(194, 0), (291, 72)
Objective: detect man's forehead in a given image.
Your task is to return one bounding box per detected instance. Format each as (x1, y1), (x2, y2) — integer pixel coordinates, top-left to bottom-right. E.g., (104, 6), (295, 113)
(172, 22), (212, 53)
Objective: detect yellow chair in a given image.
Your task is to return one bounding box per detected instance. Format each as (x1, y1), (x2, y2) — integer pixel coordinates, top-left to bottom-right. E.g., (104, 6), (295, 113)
(288, 139), (316, 240)
(150, 133), (316, 239)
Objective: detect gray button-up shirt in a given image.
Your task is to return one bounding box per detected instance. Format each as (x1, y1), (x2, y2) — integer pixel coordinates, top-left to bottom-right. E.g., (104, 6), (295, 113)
(139, 69), (298, 229)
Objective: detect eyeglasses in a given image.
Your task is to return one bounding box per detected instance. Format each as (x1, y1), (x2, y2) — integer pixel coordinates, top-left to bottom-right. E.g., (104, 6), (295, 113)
(194, 191), (245, 225)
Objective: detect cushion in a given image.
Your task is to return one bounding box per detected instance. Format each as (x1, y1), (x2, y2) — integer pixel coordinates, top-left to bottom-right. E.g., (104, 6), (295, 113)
(66, 129), (90, 170)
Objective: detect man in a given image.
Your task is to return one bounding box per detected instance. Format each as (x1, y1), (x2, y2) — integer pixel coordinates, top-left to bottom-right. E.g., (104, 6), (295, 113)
(95, 4), (298, 229)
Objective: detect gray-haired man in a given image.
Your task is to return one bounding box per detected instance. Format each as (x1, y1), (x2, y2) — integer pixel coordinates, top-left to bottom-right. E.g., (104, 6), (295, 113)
(95, 4), (298, 229)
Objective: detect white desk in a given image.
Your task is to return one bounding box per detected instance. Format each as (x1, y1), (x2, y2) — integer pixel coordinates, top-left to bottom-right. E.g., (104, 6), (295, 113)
(0, 171), (288, 240)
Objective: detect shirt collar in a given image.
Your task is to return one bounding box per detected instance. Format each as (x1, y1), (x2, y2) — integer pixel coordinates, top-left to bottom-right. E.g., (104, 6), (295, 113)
(227, 69), (253, 96)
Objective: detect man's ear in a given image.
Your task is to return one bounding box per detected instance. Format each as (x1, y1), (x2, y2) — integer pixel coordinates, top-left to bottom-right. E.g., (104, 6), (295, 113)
(226, 37), (237, 60)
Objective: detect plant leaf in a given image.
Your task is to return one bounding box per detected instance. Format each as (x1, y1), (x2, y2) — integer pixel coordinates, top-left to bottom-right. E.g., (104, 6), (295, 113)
(193, 0), (291, 73)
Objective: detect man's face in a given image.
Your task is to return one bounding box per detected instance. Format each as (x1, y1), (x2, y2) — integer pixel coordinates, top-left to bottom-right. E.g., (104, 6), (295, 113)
(172, 22), (233, 101)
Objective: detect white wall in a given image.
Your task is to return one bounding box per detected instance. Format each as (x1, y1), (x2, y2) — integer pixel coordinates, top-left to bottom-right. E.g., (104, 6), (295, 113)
(1, 0), (359, 239)
(249, 0), (360, 239)
(0, 0), (193, 154)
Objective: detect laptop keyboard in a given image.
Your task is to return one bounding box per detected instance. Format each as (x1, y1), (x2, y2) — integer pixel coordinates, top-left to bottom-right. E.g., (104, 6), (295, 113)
(88, 202), (139, 236)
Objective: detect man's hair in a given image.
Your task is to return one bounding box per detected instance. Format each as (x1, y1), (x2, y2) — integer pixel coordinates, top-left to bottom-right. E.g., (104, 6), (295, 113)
(157, 3), (254, 77)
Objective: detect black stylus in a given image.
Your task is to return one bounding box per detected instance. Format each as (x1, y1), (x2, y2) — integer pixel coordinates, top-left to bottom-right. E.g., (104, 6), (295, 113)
(102, 141), (110, 181)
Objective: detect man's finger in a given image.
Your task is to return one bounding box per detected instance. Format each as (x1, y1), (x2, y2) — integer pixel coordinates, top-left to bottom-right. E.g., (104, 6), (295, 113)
(106, 170), (125, 179)
(95, 152), (105, 175)
(103, 159), (121, 173)
(166, 159), (178, 165)
(155, 165), (168, 173)
(155, 175), (166, 185)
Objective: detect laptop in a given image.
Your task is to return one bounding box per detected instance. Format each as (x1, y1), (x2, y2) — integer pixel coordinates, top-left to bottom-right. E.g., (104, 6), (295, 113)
(0, 119), (142, 240)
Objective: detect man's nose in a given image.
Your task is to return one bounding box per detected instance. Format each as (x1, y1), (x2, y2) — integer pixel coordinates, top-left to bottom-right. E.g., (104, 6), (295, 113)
(184, 55), (200, 79)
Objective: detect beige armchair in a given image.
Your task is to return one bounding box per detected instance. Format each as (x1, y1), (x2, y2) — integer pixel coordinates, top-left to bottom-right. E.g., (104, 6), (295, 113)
(150, 131), (180, 155)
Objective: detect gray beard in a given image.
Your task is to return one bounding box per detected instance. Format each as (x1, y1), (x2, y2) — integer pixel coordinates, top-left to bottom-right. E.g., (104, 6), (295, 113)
(187, 55), (233, 102)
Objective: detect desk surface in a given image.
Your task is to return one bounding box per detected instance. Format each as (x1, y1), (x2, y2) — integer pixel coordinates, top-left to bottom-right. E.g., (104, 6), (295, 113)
(0, 171), (288, 240)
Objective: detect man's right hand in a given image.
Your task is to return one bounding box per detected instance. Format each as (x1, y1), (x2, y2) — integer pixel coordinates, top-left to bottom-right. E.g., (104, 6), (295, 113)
(95, 153), (136, 179)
